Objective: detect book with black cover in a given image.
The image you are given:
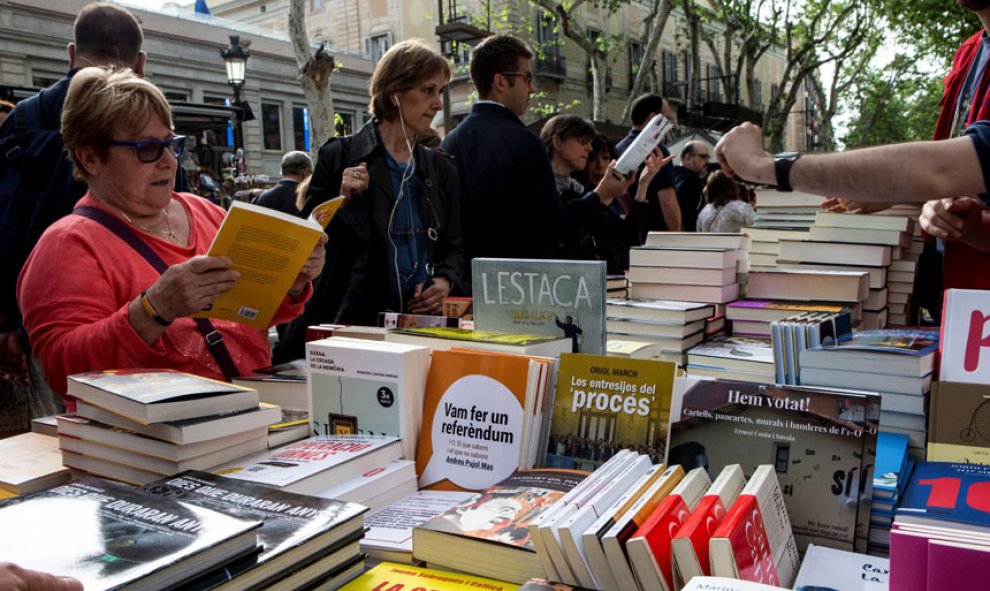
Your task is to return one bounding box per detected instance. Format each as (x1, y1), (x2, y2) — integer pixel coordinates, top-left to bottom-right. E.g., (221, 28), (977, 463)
(0, 477), (261, 591)
(142, 471), (366, 590)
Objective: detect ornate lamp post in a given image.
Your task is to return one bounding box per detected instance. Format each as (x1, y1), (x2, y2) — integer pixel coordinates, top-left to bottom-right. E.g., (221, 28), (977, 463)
(221, 35), (250, 156)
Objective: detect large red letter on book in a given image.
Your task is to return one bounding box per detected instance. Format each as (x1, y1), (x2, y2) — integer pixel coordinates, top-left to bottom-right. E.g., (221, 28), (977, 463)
(965, 309), (990, 372)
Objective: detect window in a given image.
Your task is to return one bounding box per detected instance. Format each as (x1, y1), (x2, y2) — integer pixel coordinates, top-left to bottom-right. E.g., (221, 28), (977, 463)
(774, 443), (790, 473)
(752, 79), (763, 108)
(260, 4), (266, 12)
(292, 105), (310, 151)
(537, 11), (560, 56)
(163, 89), (189, 102)
(262, 103), (282, 151)
(365, 32), (393, 63)
(335, 112), (354, 137)
(203, 95), (234, 147)
(706, 64), (721, 102)
(311, 0), (322, 10)
(31, 71), (61, 89)
(628, 40), (644, 84)
(662, 50), (679, 98)
(770, 83), (780, 105)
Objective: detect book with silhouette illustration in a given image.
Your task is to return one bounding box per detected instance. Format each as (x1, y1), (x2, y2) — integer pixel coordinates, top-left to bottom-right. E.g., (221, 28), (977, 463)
(0, 476), (261, 591)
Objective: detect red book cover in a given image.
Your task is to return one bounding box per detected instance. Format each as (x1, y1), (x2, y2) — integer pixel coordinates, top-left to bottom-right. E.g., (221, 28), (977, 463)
(672, 495), (727, 577)
(888, 527), (931, 591)
(627, 494), (692, 589)
(711, 495), (780, 586)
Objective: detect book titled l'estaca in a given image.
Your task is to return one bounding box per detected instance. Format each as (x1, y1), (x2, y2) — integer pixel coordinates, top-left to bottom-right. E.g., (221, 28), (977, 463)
(142, 470), (366, 590)
(197, 199), (323, 329)
(471, 258), (607, 354)
(0, 477), (261, 591)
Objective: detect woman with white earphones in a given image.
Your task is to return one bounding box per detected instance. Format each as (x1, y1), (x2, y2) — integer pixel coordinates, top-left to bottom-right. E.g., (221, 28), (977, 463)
(277, 40), (464, 361)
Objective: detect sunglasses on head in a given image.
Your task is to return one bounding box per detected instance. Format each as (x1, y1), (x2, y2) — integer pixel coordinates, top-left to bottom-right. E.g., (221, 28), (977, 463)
(109, 135), (186, 163)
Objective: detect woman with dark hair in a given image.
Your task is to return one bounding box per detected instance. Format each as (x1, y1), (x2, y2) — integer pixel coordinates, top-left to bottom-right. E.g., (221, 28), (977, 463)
(277, 40), (463, 360)
(696, 170), (756, 233)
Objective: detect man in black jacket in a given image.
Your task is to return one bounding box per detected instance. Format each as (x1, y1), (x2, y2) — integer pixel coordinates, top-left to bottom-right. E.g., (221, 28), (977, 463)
(254, 151), (312, 215)
(441, 35), (568, 291)
(672, 141), (710, 232)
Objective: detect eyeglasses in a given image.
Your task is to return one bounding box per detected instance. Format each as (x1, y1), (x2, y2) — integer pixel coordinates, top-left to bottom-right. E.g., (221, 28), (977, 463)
(694, 153), (711, 159)
(109, 135), (186, 163)
(500, 71), (534, 85)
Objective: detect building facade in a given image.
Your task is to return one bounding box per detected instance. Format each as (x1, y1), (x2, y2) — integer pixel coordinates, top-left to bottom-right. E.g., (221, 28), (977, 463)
(212, 0), (809, 149)
(0, 0), (375, 177)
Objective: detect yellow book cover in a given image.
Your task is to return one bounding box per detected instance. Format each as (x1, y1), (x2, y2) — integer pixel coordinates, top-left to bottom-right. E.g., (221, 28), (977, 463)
(307, 196), (345, 229)
(338, 562), (519, 591)
(546, 353), (676, 468)
(416, 349), (533, 491)
(197, 200), (322, 329)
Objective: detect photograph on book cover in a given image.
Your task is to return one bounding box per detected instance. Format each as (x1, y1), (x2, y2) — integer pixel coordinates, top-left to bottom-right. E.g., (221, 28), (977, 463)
(667, 379), (867, 551)
(310, 373), (398, 439)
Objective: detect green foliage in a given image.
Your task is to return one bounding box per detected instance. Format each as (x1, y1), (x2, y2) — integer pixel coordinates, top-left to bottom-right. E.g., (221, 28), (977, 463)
(841, 57), (944, 147)
(882, 0), (980, 67)
(529, 90), (583, 118)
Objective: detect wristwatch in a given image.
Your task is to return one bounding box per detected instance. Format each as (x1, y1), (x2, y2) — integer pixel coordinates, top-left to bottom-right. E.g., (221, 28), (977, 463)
(774, 151), (801, 192)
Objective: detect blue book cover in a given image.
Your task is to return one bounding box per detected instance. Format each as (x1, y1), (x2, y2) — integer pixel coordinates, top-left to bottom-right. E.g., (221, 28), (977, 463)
(897, 461), (990, 527)
(471, 258), (607, 355)
(873, 432), (909, 498)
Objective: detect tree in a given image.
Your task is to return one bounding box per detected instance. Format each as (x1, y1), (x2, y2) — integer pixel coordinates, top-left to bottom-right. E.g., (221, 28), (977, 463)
(620, 0), (676, 123)
(841, 57), (944, 147)
(288, 0), (336, 159)
(883, 0), (978, 68)
(761, 0), (873, 151)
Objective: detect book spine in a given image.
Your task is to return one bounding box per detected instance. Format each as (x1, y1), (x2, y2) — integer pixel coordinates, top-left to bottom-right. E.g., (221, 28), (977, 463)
(631, 495), (690, 589)
(711, 495), (781, 586)
(672, 496), (726, 580)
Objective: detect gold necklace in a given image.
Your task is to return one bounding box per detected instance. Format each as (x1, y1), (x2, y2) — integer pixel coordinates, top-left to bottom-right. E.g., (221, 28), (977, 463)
(97, 198), (181, 244)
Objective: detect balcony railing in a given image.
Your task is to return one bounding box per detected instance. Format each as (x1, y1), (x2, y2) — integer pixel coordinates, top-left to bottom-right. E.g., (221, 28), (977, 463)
(534, 53), (567, 78)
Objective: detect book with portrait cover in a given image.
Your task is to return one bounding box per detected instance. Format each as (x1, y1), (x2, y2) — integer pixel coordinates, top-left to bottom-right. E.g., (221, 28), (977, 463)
(142, 470), (366, 590)
(0, 477), (261, 591)
(545, 352), (676, 469)
(471, 258), (607, 354)
(667, 377), (868, 552)
(412, 468), (588, 584)
(198, 199), (323, 329)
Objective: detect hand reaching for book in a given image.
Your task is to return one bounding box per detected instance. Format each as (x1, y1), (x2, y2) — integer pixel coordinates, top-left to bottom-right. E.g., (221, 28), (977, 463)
(406, 276), (451, 314)
(634, 148), (674, 203)
(289, 232), (328, 295)
(920, 196), (984, 241)
(0, 562), (82, 591)
(594, 161), (637, 205)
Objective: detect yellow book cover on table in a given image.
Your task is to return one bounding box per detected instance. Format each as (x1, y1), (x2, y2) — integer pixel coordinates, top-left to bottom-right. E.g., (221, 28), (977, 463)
(198, 200), (322, 329)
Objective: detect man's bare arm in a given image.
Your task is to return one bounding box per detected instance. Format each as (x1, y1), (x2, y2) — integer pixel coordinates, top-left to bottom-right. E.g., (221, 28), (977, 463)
(715, 122), (987, 203)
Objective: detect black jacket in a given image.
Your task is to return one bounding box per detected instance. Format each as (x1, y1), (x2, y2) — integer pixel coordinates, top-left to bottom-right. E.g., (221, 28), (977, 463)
(672, 165), (704, 232)
(441, 103), (570, 291)
(276, 121), (464, 361)
(253, 179), (300, 215)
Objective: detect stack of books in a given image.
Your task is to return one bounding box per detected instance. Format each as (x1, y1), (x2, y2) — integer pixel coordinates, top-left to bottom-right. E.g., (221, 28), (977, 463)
(745, 268), (870, 331)
(891, 462), (990, 591)
(233, 360), (310, 448)
(751, 189), (823, 229)
(871, 432), (912, 555)
(685, 335), (775, 383)
(627, 232), (749, 304)
(882, 205), (924, 325)
(777, 210), (916, 329)
(605, 298), (716, 365)
(799, 328), (939, 456)
(726, 299), (856, 339)
(769, 309), (852, 385)
(746, 227), (810, 271)
(57, 369), (279, 485)
(314, 458), (419, 512)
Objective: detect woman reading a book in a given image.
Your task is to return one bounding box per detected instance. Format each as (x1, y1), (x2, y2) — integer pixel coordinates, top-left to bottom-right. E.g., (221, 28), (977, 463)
(277, 41), (464, 360)
(16, 68), (327, 411)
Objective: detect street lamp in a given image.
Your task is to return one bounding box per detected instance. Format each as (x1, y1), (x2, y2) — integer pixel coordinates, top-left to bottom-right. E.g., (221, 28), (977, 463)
(221, 34), (250, 158)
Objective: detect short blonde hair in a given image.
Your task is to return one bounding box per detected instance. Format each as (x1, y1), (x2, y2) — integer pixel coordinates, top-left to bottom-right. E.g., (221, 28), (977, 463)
(369, 40), (451, 122)
(61, 67), (173, 181)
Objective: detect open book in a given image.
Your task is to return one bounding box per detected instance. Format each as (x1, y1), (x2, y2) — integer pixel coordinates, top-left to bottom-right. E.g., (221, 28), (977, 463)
(196, 200), (323, 329)
(308, 196), (345, 228)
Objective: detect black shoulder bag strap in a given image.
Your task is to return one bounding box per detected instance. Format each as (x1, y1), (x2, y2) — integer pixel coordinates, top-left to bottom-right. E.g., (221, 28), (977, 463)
(73, 205), (240, 381)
